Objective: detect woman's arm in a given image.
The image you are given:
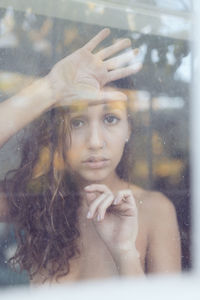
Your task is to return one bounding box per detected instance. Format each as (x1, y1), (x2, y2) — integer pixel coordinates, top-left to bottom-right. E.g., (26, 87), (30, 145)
(0, 28), (140, 148)
(112, 249), (144, 277)
(146, 192), (181, 273)
(0, 78), (53, 148)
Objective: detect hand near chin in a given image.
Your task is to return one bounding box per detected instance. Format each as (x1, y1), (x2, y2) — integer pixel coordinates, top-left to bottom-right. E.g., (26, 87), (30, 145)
(47, 28), (141, 107)
(84, 184), (140, 264)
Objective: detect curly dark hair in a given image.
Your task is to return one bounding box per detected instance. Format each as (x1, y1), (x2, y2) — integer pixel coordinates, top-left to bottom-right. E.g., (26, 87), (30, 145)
(3, 80), (135, 282)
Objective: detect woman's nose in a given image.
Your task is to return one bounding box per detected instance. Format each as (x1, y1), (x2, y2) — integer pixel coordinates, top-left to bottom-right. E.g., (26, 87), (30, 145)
(87, 124), (105, 150)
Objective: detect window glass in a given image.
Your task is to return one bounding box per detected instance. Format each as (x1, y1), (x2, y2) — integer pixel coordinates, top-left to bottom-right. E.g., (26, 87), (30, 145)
(0, 0), (191, 286)
(107, 0), (192, 12)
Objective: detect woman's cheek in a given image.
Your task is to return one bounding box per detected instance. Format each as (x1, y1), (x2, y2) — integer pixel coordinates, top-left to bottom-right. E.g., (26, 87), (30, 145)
(110, 128), (128, 145)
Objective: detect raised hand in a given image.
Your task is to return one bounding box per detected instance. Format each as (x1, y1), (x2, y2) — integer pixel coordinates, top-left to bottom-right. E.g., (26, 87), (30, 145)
(84, 184), (139, 263)
(0, 29), (141, 148)
(47, 28), (141, 107)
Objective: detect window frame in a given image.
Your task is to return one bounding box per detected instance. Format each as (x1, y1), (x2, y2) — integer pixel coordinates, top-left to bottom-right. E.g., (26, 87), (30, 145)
(0, 0), (198, 296)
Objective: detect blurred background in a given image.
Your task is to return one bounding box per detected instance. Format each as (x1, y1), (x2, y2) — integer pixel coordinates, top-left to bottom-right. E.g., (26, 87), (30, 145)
(0, 0), (192, 287)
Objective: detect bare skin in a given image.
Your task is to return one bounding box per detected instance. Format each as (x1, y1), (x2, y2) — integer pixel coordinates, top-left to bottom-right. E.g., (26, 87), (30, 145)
(31, 181), (181, 284)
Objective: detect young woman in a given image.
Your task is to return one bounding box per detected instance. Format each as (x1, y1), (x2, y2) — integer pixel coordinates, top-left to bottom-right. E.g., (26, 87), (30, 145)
(0, 29), (181, 284)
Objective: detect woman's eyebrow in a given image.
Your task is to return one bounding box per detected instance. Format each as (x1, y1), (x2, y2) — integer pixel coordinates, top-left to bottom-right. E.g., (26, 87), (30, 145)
(103, 102), (127, 112)
(69, 108), (88, 116)
(69, 112), (87, 118)
(68, 102), (88, 114)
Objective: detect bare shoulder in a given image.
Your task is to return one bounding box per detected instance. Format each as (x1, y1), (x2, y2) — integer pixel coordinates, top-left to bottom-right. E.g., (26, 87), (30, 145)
(129, 184), (176, 222)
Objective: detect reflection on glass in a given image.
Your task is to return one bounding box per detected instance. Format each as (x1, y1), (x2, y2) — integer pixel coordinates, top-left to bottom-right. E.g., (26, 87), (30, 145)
(0, 2), (191, 286)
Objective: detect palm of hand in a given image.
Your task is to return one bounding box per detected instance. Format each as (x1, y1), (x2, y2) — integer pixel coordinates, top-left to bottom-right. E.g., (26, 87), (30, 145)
(92, 203), (138, 254)
(85, 185), (139, 257)
(50, 47), (121, 105)
(47, 28), (141, 107)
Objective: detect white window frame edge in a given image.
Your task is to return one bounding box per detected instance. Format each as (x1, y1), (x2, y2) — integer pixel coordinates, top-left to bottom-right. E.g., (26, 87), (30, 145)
(0, 0), (191, 40)
(191, 0), (200, 274)
(0, 1), (199, 298)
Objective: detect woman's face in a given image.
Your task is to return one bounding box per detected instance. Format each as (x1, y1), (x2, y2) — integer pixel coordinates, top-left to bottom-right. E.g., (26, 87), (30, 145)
(66, 101), (130, 183)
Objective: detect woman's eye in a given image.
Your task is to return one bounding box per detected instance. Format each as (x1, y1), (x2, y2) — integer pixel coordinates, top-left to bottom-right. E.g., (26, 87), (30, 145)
(104, 114), (120, 125)
(70, 119), (85, 129)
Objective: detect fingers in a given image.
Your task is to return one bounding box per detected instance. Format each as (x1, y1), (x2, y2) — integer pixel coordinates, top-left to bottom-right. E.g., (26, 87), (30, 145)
(84, 185), (137, 221)
(83, 28), (111, 52)
(86, 193), (114, 221)
(115, 189), (137, 212)
(105, 49), (139, 71)
(85, 184), (114, 220)
(97, 38), (131, 60)
(107, 62), (142, 82)
(96, 194), (114, 221)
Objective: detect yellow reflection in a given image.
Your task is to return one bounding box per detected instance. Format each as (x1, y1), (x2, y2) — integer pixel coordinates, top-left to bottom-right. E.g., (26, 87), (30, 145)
(154, 160), (183, 178)
(106, 101), (127, 111)
(87, 2), (96, 11)
(64, 28), (78, 46)
(87, 1), (105, 14)
(32, 146), (66, 179)
(0, 72), (35, 94)
(152, 132), (164, 155)
(32, 147), (51, 178)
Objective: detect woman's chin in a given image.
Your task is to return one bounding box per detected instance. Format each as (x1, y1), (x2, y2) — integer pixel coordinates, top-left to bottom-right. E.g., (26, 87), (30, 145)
(77, 169), (113, 184)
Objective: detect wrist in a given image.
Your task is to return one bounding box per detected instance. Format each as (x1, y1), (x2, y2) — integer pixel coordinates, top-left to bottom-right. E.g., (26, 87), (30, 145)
(19, 76), (56, 111)
(111, 241), (140, 260)
(113, 247), (140, 264)
(112, 247), (144, 277)
(36, 76), (56, 108)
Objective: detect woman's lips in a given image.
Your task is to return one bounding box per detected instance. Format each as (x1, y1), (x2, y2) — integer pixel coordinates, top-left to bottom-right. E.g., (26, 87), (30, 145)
(82, 158), (110, 169)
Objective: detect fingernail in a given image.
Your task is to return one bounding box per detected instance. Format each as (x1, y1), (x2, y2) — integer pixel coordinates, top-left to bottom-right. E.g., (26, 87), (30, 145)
(84, 186), (91, 191)
(124, 38), (131, 46)
(133, 48), (139, 55)
(114, 197), (119, 205)
(87, 211), (92, 219)
(104, 28), (110, 35)
(131, 62), (142, 71)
